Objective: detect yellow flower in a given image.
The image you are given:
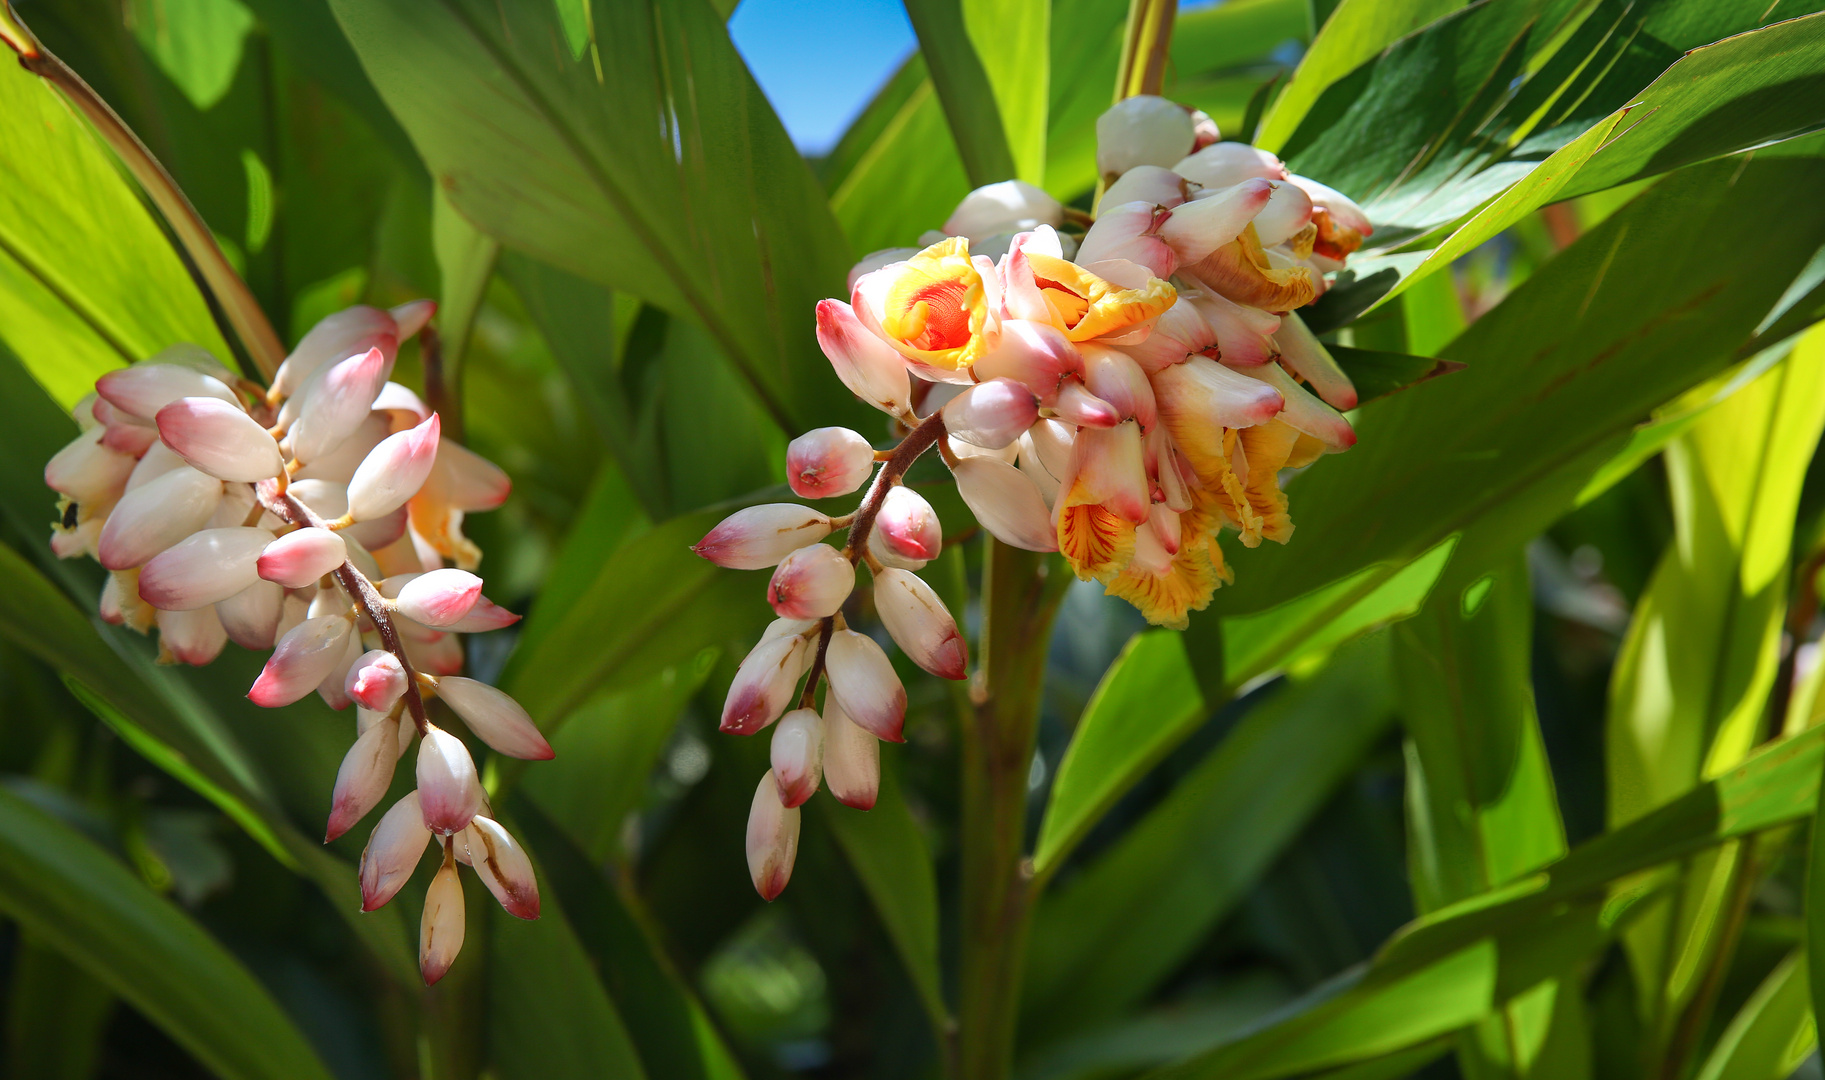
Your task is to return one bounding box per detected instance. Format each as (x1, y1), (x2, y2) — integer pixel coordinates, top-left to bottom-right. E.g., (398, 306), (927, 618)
(1022, 253), (1175, 342)
(855, 237), (997, 373)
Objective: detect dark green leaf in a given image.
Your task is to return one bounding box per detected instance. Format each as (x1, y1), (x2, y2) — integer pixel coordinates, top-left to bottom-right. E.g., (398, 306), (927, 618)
(902, 0), (1019, 186)
(1329, 345), (1465, 405)
(1695, 950), (1814, 1080)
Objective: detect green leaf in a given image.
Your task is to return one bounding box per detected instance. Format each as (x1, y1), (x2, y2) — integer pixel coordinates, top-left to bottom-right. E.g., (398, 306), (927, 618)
(1329, 345), (1465, 405)
(522, 652), (716, 861)
(902, 0), (1019, 186)
(0, 785), (334, 1080)
(328, 0), (860, 431)
(828, 57), (974, 258)
(489, 886), (652, 1080)
(125, 0), (254, 110)
(1032, 630), (1205, 882)
(1021, 636), (1396, 1040)
(6, 933), (112, 1080)
(1695, 950), (1815, 1080)
(819, 761), (949, 1034)
(431, 184), (500, 414)
(1252, 0), (1461, 152)
(963, 0), (1049, 185)
(1016, 973), (1295, 1080)
(1203, 157), (1825, 685)
(501, 507), (773, 731)
(0, 56), (231, 406)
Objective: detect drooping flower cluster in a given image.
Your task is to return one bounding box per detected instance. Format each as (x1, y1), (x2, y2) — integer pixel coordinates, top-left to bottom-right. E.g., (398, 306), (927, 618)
(44, 302), (543, 984)
(695, 95), (1369, 899)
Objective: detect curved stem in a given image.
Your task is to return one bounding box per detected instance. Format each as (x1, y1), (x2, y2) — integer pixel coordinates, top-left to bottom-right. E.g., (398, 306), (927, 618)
(1, 3), (286, 378)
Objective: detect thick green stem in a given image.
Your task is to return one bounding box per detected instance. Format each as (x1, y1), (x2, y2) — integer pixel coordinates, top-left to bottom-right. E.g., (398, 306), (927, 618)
(957, 542), (1070, 1080)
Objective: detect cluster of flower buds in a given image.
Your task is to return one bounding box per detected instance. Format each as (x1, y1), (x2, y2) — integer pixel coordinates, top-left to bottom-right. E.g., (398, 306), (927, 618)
(44, 303), (544, 985)
(695, 95), (1369, 898)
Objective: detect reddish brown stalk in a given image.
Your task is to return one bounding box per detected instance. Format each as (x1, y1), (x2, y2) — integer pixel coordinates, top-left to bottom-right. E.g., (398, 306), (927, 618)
(263, 487), (431, 735)
(797, 411), (950, 708)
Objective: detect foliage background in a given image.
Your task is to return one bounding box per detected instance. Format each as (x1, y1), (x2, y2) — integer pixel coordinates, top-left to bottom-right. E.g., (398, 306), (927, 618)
(0, 0), (1823, 1078)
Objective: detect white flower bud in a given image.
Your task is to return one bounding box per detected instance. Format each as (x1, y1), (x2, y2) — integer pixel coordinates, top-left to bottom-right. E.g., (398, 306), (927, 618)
(1240, 363), (1357, 450)
(873, 569), (967, 680)
(770, 708), (824, 808)
(1252, 181), (1315, 248)
(326, 717), (399, 842)
(951, 456), (1058, 552)
(815, 299), (912, 417)
(290, 347), (391, 465)
(943, 180), (1065, 242)
(247, 614), (353, 707)
(972, 320), (1082, 404)
(97, 465), (223, 570)
(1081, 345), (1157, 429)
(1076, 201), (1176, 278)
(693, 504), (832, 570)
(1072, 424), (1151, 524)
(1272, 312), (1357, 411)
(416, 727), (483, 835)
(216, 579), (284, 650)
(45, 427), (135, 504)
(347, 414), (441, 522)
(346, 649), (407, 713)
(1152, 355), (1285, 430)
(941, 378), (1040, 450)
(787, 427), (875, 499)
(155, 398), (284, 482)
(820, 698), (880, 810)
(1096, 95), (1195, 178)
(720, 632), (810, 735)
(873, 485), (942, 565)
(1053, 381), (1121, 428)
(1159, 179), (1274, 264)
(154, 605), (228, 666)
(432, 676), (553, 760)
(360, 790), (431, 911)
(137, 527), (273, 610)
(393, 568), (483, 627)
(825, 629), (906, 742)
(317, 632), (365, 711)
(461, 816), (539, 919)
(257, 527), (347, 588)
(768, 544), (855, 620)
(419, 856), (465, 985)
(1099, 165), (1193, 212)
(274, 305), (397, 401)
(1173, 142), (1287, 189)
(95, 363), (238, 421)
(1288, 175), (1372, 237)
(746, 773), (800, 901)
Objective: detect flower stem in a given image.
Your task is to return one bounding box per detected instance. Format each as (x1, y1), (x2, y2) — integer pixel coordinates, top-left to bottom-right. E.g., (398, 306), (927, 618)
(0, 2), (286, 378)
(957, 541), (1070, 1080)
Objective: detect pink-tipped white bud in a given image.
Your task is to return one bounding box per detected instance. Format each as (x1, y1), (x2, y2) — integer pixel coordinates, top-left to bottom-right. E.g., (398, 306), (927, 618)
(257, 528), (348, 588)
(952, 456), (1059, 552)
(1154, 355), (1285, 429)
(820, 699), (880, 809)
(1243, 364), (1357, 450)
(972, 320), (1082, 403)
(1053, 381), (1121, 428)
(45, 427), (135, 504)
(290, 348), (391, 465)
(97, 465), (223, 570)
(345, 650), (407, 712)
(216, 579), (284, 650)
(438, 596), (521, 633)
(941, 379), (1039, 450)
(1272, 313), (1357, 411)
(138, 527), (272, 610)
(825, 629), (906, 742)
(1076, 201), (1176, 279)
(432, 676), (553, 760)
(416, 727), (483, 835)
(1072, 423), (1151, 525)
(770, 708), (824, 808)
(1096, 95), (1195, 178)
(95, 363), (238, 421)
(326, 717), (399, 842)
(1149, 502), (1183, 556)
(788, 427), (875, 500)
(462, 816), (539, 919)
(1160, 179), (1275, 264)
(942, 179), (1065, 242)
(360, 791), (431, 910)
(746, 773), (800, 901)
(1252, 181), (1315, 248)
(1186, 289), (1281, 367)
(693, 504), (833, 570)
(874, 485), (942, 565)
(124, 440), (187, 492)
(1173, 142), (1288, 189)
(721, 632), (811, 735)
(155, 606), (228, 666)
(155, 398), (284, 482)
(1099, 166), (1194, 213)
(816, 299), (912, 417)
(99, 417), (158, 457)
(347, 414), (440, 522)
(420, 856), (464, 985)
(389, 299), (438, 340)
(872, 569), (967, 680)
(767, 544), (855, 620)
(1081, 345), (1158, 430)
(317, 633), (364, 711)
(1288, 175), (1372, 237)
(274, 305), (397, 401)
(393, 569), (483, 627)
(247, 614), (354, 707)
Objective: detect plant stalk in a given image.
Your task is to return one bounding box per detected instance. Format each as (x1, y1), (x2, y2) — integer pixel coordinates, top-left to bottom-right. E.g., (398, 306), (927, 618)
(957, 541), (1069, 1080)
(0, 2), (285, 378)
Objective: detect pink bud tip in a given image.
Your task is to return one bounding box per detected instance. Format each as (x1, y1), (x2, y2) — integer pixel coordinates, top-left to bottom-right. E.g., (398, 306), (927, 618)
(786, 427), (875, 499)
(394, 568), (483, 627)
(257, 528), (348, 589)
(693, 504), (832, 570)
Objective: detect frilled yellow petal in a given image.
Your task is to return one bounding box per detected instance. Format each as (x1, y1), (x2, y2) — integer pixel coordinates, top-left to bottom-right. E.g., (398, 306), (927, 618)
(1106, 497), (1232, 628)
(1183, 224), (1316, 312)
(1239, 420), (1301, 545)
(1283, 222), (1319, 261)
(408, 495), (481, 570)
(1286, 431), (1327, 470)
(1159, 395), (1265, 545)
(874, 236), (993, 371)
(1058, 501), (1135, 582)
(1025, 253), (1175, 342)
